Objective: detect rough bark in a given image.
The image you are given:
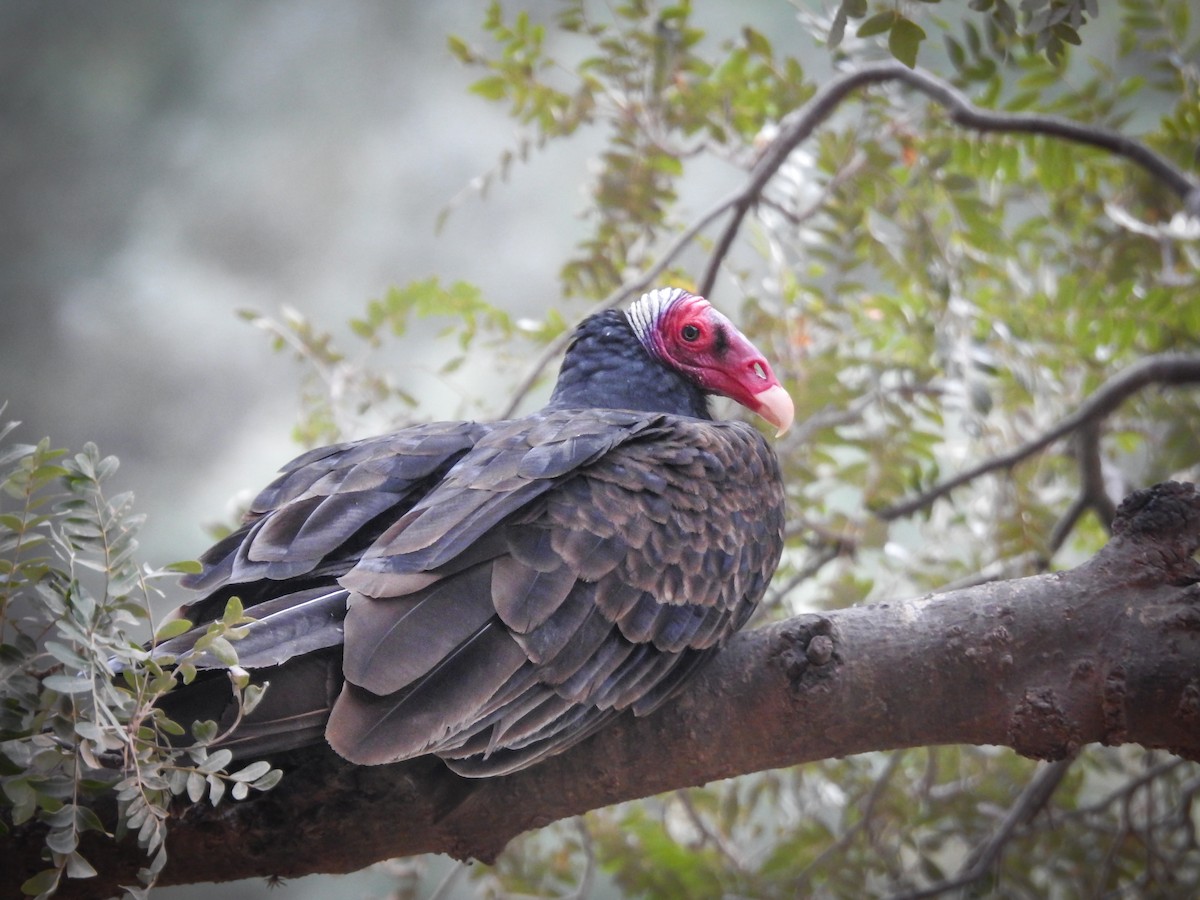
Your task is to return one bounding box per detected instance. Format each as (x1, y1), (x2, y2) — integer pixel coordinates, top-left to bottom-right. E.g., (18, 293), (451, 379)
(6, 482), (1200, 898)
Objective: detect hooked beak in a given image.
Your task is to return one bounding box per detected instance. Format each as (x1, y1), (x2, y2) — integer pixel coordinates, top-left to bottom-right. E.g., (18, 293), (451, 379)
(750, 383), (794, 438)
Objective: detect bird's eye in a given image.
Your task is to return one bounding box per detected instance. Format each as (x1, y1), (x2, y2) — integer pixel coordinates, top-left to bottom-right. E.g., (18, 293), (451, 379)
(681, 324), (700, 342)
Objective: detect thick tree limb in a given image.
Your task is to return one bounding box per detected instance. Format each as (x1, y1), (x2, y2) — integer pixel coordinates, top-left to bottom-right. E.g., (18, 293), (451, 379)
(7, 481), (1200, 898)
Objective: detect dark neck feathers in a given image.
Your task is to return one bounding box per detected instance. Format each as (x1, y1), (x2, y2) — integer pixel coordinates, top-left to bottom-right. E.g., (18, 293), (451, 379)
(546, 309), (712, 420)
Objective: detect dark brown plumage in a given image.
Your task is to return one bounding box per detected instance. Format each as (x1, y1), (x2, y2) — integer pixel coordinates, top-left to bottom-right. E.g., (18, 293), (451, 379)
(156, 288), (791, 776)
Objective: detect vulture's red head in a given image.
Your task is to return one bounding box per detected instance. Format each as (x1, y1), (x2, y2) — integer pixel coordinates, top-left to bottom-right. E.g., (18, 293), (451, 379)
(626, 288), (794, 436)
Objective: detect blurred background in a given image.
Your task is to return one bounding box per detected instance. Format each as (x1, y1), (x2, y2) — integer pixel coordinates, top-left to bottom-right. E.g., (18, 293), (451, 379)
(2, 1), (589, 573)
(0, 2), (800, 896)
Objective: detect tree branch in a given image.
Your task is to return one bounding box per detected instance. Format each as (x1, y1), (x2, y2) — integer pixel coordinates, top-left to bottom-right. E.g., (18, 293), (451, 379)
(502, 62), (1199, 418)
(794, 749), (908, 893)
(878, 353), (1200, 521)
(889, 757), (1074, 900)
(9, 482), (1200, 898)
(697, 61), (1200, 295)
(1045, 420), (1118, 558)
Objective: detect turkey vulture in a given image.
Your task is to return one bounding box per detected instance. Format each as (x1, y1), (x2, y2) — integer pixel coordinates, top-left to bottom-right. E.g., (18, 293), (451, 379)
(155, 287), (791, 777)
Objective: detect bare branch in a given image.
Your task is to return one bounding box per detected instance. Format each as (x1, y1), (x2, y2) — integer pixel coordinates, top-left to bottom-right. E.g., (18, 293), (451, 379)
(878, 353), (1200, 521)
(1046, 421), (1118, 557)
(794, 750), (908, 893)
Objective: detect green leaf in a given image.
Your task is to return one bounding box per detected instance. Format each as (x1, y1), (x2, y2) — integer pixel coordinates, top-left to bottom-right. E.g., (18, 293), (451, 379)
(1053, 22), (1082, 45)
(945, 34), (965, 69)
(42, 674), (91, 694)
(348, 317), (375, 341)
(20, 868), (60, 897)
(64, 851), (98, 879)
(75, 805), (108, 835)
(154, 618), (193, 641)
(446, 34), (474, 63)
(207, 774), (226, 807)
(742, 26), (771, 56)
(206, 637), (239, 666)
(829, 5), (848, 47)
(191, 719), (218, 744)
(242, 682), (267, 715)
(3, 778), (37, 824)
(857, 11), (896, 38)
(45, 826), (78, 854)
(186, 771), (206, 803)
(470, 75), (509, 100)
(221, 596), (245, 625)
(251, 768), (284, 792)
(44, 641), (88, 668)
(888, 17), (926, 67)
(196, 748), (233, 774)
(229, 760), (272, 782)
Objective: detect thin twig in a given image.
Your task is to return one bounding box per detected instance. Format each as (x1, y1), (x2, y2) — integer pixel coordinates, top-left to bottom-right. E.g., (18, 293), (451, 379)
(886, 757), (1074, 900)
(1053, 758), (1186, 821)
(762, 541), (843, 610)
(793, 750), (908, 893)
(565, 817), (596, 900)
(1046, 420), (1118, 556)
(1074, 420), (1119, 530)
(425, 860), (465, 900)
(930, 550), (1042, 594)
(878, 353), (1200, 521)
(673, 789), (746, 872)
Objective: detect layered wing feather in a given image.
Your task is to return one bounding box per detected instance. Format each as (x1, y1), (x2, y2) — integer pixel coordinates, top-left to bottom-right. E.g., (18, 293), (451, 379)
(172, 420), (488, 623)
(156, 408), (784, 776)
(326, 408), (785, 775)
(149, 420), (490, 755)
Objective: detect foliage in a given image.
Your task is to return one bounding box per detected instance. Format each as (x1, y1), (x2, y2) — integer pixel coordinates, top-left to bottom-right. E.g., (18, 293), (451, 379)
(386, 0), (1200, 896)
(443, 0), (1200, 587)
(237, 277), (520, 448)
(6, 0), (1200, 896)
(198, 0), (1200, 895)
(0, 420), (281, 898)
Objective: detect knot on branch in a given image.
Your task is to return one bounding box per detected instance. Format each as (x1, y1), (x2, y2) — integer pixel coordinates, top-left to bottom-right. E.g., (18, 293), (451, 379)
(1008, 686), (1080, 761)
(1112, 481), (1200, 545)
(1099, 481), (1200, 586)
(774, 615), (837, 691)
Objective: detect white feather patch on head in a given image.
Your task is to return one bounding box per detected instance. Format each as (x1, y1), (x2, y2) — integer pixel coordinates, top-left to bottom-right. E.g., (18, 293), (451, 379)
(626, 287), (693, 348)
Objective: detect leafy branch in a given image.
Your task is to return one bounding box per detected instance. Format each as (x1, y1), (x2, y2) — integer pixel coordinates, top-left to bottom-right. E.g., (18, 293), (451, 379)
(498, 60), (1199, 418)
(0, 426), (282, 898)
(698, 60), (1200, 296)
